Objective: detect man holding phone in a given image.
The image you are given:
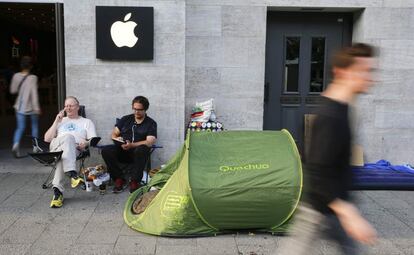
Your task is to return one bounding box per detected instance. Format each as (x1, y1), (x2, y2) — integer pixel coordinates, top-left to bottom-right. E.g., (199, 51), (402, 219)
(101, 96), (157, 194)
(44, 96), (97, 208)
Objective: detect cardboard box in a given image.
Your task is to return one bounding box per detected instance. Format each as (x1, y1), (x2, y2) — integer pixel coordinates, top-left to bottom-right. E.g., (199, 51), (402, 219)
(351, 144), (364, 166)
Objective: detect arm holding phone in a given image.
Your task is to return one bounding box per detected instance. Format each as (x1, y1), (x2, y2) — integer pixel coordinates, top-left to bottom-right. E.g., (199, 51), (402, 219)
(44, 109), (65, 143)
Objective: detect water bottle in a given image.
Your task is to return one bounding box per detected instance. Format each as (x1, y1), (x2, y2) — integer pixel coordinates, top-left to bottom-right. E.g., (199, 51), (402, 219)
(210, 110), (216, 122)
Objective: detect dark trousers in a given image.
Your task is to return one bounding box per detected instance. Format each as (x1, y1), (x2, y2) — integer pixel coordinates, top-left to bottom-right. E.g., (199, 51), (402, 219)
(101, 144), (150, 182)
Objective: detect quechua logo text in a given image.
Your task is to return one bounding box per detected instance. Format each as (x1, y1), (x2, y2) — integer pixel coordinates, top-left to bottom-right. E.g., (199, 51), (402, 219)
(219, 163), (270, 172)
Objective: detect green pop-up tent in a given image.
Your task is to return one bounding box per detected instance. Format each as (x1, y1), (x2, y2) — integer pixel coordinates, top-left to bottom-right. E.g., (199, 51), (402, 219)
(124, 130), (302, 236)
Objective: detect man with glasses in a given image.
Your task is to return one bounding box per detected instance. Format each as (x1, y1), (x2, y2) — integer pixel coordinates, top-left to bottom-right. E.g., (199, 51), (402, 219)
(44, 96), (97, 208)
(101, 96), (157, 193)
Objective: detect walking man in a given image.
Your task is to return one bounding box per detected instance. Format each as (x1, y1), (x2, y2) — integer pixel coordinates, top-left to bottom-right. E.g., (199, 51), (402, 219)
(278, 43), (377, 254)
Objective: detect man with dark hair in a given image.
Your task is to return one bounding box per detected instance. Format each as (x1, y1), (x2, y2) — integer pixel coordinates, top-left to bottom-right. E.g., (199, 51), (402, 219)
(102, 96), (157, 193)
(278, 43), (377, 254)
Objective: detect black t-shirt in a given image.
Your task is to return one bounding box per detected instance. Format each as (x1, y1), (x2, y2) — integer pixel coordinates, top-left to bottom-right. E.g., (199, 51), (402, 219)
(304, 97), (352, 214)
(116, 114), (157, 143)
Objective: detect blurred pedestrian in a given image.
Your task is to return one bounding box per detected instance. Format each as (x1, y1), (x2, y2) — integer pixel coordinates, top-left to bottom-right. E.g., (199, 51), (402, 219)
(10, 56), (41, 158)
(278, 43), (377, 255)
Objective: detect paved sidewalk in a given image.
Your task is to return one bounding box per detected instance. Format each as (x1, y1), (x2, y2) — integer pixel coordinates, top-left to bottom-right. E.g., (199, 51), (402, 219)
(0, 154), (413, 254)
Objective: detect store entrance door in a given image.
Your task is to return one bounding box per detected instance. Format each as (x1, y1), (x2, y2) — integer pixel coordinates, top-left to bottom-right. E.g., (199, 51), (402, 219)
(0, 2), (65, 150)
(263, 12), (352, 154)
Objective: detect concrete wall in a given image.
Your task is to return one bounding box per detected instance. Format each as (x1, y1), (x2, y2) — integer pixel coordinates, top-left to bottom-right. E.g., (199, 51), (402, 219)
(64, 0), (185, 165)
(352, 1), (414, 164)
(185, 0), (414, 164)
(185, 4), (266, 130)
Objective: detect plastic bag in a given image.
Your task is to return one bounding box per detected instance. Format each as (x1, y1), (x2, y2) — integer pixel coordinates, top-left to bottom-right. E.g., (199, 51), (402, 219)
(191, 99), (214, 122)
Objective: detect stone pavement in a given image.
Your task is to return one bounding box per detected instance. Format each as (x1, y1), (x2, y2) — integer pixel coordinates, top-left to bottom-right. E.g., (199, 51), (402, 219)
(0, 153), (413, 254)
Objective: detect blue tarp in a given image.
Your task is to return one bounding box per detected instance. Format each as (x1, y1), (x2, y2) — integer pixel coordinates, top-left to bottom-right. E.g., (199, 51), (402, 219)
(362, 160), (414, 174)
(352, 160), (414, 190)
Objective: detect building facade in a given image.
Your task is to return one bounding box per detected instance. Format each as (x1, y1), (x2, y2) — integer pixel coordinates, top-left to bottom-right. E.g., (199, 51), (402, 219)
(4, 0), (414, 166)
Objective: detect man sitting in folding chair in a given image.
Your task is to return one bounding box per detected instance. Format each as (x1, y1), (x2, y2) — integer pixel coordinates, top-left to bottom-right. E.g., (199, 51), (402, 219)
(44, 96), (97, 208)
(101, 96), (157, 194)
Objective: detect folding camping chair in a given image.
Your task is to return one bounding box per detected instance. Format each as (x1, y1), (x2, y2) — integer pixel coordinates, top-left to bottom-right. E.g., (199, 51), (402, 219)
(29, 135), (101, 189)
(29, 149), (63, 189)
(28, 105), (101, 189)
(141, 144), (163, 184)
(97, 143), (162, 186)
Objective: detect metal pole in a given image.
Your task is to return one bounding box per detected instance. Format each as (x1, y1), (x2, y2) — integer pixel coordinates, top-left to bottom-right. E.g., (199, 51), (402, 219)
(55, 3), (65, 109)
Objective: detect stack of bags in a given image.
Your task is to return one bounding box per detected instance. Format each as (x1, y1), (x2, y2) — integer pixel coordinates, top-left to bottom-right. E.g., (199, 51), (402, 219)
(188, 99), (224, 132)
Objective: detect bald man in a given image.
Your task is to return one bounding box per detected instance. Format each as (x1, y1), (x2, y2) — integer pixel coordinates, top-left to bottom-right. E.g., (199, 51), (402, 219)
(44, 96), (97, 208)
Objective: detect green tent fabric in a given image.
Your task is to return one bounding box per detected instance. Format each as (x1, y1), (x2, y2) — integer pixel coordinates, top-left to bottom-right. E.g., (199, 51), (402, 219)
(124, 130), (302, 236)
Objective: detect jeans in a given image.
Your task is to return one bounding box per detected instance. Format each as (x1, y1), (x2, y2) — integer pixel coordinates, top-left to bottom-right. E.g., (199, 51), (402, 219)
(13, 112), (39, 145)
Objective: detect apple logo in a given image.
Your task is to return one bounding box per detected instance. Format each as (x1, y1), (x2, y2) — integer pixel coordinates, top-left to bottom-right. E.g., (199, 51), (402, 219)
(110, 13), (138, 48)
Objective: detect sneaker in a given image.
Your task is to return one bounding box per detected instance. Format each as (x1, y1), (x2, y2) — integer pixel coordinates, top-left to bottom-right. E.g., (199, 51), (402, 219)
(11, 143), (20, 158)
(32, 145), (43, 153)
(112, 178), (126, 193)
(129, 180), (140, 193)
(50, 194), (64, 208)
(71, 176), (84, 188)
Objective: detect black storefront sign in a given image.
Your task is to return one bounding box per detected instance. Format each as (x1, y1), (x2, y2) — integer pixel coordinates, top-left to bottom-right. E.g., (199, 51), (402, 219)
(96, 6), (153, 60)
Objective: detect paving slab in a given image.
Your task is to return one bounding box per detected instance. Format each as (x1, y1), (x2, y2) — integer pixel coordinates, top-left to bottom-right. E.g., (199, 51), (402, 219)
(77, 222), (122, 245)
(29, 232), (78, 255)
(155, 245), (198, 255)
(0, 244), (31, 255)
(0, 219), (47, 244)
(113, 235), (156, 255)
(68, 244), (114, 255)
(196, 236), (239, 255)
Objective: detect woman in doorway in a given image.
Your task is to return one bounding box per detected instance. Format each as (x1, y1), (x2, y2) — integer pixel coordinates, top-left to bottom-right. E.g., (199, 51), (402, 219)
(10, 56), (41, 158)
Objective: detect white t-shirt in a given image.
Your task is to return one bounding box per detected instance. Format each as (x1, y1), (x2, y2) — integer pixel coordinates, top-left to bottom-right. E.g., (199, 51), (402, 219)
(57, 117), (97, 144)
